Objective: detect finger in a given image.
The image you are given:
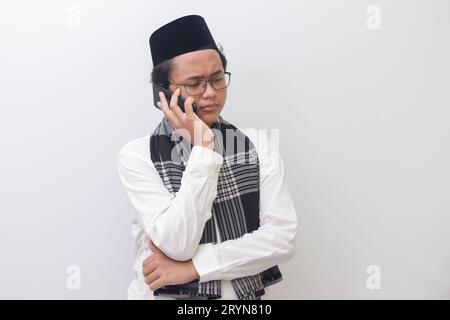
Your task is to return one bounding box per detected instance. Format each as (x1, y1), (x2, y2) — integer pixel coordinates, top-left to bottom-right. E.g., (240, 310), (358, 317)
(169, 88), (184, 119)
(184, 96), (194, 121)
(142, 261), (157, 277)
(145, 270), (161, 286)
(158, 91), (169, 109)
(142, 255), (153, 267)
(150, 278), (166, 291)
(159, 92), (180, 128)
(148, 239), (160, 253)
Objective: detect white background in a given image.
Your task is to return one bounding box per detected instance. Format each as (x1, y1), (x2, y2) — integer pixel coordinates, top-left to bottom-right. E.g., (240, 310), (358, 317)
(1, 0), (449, 299)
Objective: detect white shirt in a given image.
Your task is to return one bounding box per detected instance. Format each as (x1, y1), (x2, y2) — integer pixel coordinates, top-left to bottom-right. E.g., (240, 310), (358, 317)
(117, 126), (298, 300)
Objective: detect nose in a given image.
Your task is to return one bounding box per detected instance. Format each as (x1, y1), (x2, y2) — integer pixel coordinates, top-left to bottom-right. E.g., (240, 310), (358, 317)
(201, 81), (217, 100)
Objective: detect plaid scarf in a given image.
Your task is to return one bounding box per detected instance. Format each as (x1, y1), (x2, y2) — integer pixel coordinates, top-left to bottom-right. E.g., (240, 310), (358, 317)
(149, 115), (282, 300)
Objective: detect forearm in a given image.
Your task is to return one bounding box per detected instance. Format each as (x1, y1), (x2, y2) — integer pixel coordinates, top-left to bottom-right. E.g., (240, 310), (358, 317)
(192, 152), (298, 282)
(192, 221), (297, 282)
(118, 146), (223, 261)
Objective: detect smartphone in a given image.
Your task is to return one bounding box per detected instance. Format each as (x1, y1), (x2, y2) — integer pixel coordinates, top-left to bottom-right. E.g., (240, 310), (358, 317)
(152, 82), (198, 114)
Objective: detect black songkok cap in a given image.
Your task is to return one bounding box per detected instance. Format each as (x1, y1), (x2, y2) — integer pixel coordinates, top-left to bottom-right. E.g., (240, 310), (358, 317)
(149, 15), (218, 66)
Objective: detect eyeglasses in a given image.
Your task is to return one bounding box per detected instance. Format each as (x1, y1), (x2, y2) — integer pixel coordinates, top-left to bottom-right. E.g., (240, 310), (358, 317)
(170, 71), (231, 96)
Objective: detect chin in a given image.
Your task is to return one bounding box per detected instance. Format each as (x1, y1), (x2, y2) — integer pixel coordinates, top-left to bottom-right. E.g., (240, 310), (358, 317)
(200, 112), (220, 127)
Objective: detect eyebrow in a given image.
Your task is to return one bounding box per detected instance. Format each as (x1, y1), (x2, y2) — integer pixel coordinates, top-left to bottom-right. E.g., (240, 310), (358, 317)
(184, 69), (224, 81)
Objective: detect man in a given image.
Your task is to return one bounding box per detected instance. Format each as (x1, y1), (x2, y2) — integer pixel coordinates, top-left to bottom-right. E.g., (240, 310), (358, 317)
(117, 15), (297, 300)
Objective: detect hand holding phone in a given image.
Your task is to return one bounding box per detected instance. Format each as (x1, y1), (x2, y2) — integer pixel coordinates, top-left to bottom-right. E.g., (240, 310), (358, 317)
(154, 86), (214, 149)
(152, 82), (198, 114)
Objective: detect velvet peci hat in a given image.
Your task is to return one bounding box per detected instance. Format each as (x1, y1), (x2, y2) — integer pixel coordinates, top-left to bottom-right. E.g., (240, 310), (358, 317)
(149, 15), (219, 66)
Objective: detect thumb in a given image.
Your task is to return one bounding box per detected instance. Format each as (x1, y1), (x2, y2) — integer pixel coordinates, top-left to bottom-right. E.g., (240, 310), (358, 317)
(148, 239), (160, 253)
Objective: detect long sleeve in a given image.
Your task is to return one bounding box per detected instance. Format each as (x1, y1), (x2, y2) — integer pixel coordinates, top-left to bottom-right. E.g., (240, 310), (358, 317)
(192, 137), (298, 282)
(117, 144), (224, 261)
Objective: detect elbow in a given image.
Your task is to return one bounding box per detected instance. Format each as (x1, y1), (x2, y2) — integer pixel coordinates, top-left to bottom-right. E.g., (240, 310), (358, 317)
(148, 228), (197, 261)
(145, 214), (199, 261)
(275, 236), (296, 265)
(280, 221), (298, 263)
(165, 245), (196, 262)
(284, 238), (297, 262)
(285, 209), (298, 260)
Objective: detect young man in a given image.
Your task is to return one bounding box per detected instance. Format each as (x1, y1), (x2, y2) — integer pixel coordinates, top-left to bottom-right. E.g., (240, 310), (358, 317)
(117, 15), (298, 300)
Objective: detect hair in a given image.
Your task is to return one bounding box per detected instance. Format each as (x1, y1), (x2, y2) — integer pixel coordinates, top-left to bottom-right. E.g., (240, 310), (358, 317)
(151, 45), (227, 88)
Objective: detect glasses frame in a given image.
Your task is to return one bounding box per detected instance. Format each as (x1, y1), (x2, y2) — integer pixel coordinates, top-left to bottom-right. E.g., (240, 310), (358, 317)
(169, 71), (231, 96)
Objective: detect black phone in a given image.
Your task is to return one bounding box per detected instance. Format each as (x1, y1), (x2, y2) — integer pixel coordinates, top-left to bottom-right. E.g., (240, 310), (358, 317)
(152, 82), (198, 114)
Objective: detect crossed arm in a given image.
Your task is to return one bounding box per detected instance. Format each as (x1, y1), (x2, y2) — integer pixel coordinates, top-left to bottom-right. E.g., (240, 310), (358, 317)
(117, 140), (298, 291)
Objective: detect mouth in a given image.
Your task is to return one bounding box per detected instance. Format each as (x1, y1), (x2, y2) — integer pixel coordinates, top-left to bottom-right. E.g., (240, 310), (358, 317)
(199, 104), (218, 113)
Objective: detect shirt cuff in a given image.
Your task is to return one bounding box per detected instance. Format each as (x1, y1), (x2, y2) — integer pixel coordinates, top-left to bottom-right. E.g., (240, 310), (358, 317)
(185, 146), (224, 177)
(191, 243), (222, 283)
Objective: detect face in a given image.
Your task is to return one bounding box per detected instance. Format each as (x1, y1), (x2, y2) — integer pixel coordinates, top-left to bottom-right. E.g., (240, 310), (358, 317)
(168, 49), (227, 128)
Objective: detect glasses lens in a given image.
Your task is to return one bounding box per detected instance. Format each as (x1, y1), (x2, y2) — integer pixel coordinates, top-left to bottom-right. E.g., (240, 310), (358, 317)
(185, 73), (230, 95)
(211, 73), (230, 90)
(185, 81), (205, 96)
